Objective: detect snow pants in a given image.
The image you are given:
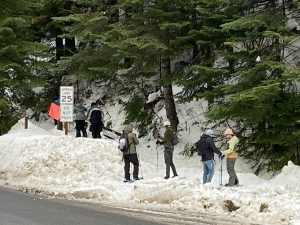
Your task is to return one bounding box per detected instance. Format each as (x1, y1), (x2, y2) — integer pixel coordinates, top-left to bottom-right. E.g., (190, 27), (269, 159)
(227, 158), (239, 186)
(164, 147), (178, 178)
(123, 153), (139, 180)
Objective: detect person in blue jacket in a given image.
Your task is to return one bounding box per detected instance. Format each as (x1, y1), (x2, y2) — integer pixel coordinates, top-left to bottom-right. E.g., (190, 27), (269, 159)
(197, 129), (222, 184)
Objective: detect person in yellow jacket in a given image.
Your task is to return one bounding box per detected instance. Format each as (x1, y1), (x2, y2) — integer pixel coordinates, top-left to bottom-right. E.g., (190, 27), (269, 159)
(222, 128), (239, 187)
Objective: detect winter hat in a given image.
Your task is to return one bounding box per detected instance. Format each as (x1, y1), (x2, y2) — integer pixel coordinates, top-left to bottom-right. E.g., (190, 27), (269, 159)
(224, 128), (234, 136)
(163, 120), (171, 126)
(205, 129), (216, 138)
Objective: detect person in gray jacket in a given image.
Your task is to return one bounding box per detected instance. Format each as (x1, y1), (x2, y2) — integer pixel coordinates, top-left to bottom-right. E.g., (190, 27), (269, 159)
(123, 124), (140, 182)
(74, 101), (87, 137)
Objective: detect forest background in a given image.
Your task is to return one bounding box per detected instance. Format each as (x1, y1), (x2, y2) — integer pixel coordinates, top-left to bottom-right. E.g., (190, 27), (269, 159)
(1, 0), (300, 173)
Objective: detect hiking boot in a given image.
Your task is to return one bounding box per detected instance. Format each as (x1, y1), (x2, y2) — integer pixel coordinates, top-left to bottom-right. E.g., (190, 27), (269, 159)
(133, 177), (140, 181)
(124, 179), (131, 183)
(164, 176), (169, 179)
(172, 175), (178, 178)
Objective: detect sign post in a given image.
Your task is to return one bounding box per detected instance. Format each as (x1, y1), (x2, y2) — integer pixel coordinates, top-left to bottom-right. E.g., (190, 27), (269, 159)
(25, 111), (29, 129)
(60, 86), (74, 135)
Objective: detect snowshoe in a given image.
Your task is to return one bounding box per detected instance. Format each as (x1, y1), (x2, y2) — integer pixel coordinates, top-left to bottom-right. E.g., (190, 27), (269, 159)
(124, 179), (134, 183)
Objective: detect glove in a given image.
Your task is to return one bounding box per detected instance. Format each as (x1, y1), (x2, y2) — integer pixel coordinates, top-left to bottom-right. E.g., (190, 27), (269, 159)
(190, 150), (194, 157)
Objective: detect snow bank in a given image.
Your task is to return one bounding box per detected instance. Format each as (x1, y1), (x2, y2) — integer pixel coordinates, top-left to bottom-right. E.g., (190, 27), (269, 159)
(0, 119), (300, 224)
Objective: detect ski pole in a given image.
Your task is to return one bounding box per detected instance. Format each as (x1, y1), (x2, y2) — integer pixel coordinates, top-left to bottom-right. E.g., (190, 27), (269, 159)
(156, 144), (159, 176)
(219, 156), (223, 186)
(136, 147), (144, 179)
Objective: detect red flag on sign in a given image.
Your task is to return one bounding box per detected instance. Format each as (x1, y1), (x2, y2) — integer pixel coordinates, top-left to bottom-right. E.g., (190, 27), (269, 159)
(48, 102), (60, 120)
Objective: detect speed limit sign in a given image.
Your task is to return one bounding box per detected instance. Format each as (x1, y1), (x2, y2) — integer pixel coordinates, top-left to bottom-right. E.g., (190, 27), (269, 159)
(60, 86), (74, 122)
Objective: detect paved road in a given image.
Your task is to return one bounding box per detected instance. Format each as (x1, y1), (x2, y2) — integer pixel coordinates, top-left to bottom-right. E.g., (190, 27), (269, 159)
(0, 187), (165, 225)
(0, 187), (257, 225)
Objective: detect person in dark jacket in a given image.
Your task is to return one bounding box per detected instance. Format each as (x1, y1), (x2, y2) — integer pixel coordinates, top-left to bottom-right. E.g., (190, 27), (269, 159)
(74, 101), (87, 137)
(123, 124), (140, 182)
(197, 129), (222, 184)
(88, 103), (104, 138)
(157, 120), (178, 179)
(87, 102), (96, 119)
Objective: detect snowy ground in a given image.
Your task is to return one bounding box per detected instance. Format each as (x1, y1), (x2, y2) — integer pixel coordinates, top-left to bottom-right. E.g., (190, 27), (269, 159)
(0, 98), (300, 225)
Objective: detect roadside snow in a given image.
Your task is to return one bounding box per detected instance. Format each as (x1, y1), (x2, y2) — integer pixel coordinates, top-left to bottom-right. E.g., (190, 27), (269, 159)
(0, 118), (299, 225)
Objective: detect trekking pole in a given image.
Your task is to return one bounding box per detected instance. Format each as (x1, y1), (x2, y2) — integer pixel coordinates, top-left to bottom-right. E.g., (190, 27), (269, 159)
(219, 156), (223, 186)
(156, 144), (159, 176)
(136, 147), (144, 179)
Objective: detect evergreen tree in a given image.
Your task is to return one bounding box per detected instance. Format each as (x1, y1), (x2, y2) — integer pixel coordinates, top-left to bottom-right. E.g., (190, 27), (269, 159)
(52, 0), (201, 132)
(205, 0), (300, 171)
(33, 0), (79, 106)
(0, 0), (47, 133)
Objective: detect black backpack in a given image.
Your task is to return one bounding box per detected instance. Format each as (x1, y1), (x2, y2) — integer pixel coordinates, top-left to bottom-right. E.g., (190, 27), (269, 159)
(196, 136), (208, 156)
(118, 133), (130, 153)
(90, 109), (102, 124)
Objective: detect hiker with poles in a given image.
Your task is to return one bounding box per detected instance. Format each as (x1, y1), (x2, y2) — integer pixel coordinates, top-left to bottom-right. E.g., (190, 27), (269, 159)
(156, 120), (178, 179)
(222, 128), (240, 187)
(119, 124), (140, 182)
(195, 129), (222, 184)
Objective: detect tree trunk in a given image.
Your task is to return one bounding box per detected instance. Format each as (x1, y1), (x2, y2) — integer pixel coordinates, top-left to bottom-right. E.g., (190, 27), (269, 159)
(162, 57), (179, 132)
(56, 36), (64, 61)
(65, 37), (76, 56)
(202, 46), (214, 106)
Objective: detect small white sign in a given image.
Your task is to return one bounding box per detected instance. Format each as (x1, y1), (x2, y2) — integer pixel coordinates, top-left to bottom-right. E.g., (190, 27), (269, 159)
(60, 86), (74, 122)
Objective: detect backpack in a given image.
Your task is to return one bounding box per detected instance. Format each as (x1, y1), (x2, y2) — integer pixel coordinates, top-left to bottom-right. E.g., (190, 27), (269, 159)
(90, 108), (101, 124)
(118, 133), (130, 153)
(90, 108), (104, 131)
(196, 136), (208, 156)
(172, 133), (179, 145)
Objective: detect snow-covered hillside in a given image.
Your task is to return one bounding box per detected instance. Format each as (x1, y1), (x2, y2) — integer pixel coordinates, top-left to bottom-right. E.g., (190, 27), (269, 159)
(0, 111), (300, 224)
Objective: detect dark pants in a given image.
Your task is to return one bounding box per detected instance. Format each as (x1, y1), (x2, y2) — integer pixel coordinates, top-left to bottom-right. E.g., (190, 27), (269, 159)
(75, 120), (87, 138)
(123, 153), (139, 180)
(227, 158), (239, 186)
(91, 123), (101, 139)
(164, 147), (177, 178)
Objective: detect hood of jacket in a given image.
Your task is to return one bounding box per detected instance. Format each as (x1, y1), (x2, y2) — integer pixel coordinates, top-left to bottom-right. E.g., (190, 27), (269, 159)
(124, 124), (133, 134)
(200, 133), (210, 140)
(75, 104), (86, 110)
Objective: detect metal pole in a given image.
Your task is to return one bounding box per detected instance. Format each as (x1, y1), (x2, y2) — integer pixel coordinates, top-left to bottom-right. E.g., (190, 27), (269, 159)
(156, 144), (159, 176)
(219, 156), (223, 186)
(136, 147), (143, 179)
